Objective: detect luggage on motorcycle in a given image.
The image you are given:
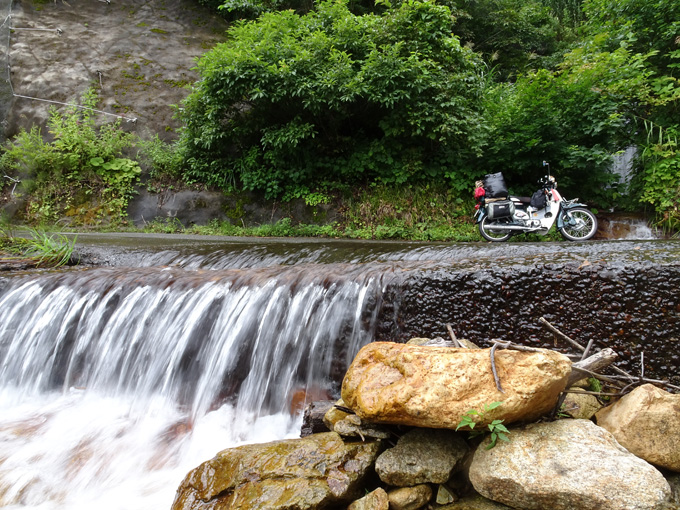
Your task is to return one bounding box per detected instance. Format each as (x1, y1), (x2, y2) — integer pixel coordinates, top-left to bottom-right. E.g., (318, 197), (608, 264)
(530, 189), (547, 209)
(486, 199), (514, 219)
(483, 172), (508, 199)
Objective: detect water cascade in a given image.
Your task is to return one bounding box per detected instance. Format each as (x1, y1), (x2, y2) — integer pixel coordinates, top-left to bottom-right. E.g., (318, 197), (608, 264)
(0, 252), (396, 510)
(1, 236), (679, 510)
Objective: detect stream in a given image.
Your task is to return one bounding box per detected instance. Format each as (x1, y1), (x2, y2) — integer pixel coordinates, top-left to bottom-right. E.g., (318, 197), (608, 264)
(0, 234), (679, 509)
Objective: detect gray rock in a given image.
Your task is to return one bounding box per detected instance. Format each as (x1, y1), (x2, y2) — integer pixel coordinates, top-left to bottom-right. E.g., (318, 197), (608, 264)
(469, 419), (671, 510)
(4, 0), (227, 139)
(561, 387), (604, 420)
(375, 428), (468, 487)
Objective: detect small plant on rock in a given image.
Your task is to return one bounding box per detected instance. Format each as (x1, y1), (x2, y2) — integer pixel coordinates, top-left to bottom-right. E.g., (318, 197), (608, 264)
(456, 401), (510, 449)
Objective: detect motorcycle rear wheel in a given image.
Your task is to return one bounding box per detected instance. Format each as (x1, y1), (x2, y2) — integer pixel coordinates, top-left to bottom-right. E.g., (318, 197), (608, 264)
(479, 217), (513, 242)
(559, 207), (598, 241)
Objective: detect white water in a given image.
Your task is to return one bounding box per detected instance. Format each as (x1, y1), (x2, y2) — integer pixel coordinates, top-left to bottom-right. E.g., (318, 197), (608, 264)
(0, 389), (300, 510)
(0, 263), (391, 509)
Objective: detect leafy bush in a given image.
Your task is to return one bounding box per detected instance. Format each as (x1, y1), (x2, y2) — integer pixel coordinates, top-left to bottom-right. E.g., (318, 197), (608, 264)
(179, 0), (486, 200)
(137, 135), (184, 181)
(0, 89), (140, 225)
(479, 39), (653, 204)
(638, 125), (680, 232)
(449, 0), (563, 80)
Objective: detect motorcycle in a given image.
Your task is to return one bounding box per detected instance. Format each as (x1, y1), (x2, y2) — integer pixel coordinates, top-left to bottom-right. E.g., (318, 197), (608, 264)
(473, 166), (598, 242)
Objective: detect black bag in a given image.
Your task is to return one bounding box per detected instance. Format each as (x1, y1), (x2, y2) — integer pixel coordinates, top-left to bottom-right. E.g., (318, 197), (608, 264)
(530, 189), (547, 209)
(483, 172), (508, 199)
(486, 199), (514, 219)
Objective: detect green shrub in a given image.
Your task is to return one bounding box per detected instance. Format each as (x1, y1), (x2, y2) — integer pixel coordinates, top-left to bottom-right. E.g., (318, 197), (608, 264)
(0, 89), (140, 225)
(179, 0), (486, 200)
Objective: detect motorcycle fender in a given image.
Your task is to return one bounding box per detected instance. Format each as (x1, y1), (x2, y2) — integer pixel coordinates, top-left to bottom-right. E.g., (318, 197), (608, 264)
(474, 208), (486, 224)
(557, 203), (588, 229)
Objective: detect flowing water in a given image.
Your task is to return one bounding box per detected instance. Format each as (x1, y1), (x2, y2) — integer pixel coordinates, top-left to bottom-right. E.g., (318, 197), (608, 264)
(1, 234), (679, 509)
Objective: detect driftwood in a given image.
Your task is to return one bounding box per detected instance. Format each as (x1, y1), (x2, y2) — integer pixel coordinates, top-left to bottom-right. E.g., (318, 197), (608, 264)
(489, 340), (619, 391)
(537, 317), (679, 394)
(568, 348), (618, 386)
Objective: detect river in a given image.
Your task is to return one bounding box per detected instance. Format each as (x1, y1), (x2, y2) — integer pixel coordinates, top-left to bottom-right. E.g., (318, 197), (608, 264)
(0, 235), (679, 509)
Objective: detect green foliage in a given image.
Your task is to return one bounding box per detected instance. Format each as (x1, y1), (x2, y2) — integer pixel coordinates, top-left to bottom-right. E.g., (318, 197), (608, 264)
(179, 0), (486, 200)
(0, 228), (76, 267)
(137, 135), (184, 181)
(480, 38), (653, 205)
(342, 183), (477, 240)
(456, 401), (510, 449)
(638, 124), (680, 232)
(450, 0), (563, 80)
(582, 0), (680, 76)
(0, 89), (140, 225)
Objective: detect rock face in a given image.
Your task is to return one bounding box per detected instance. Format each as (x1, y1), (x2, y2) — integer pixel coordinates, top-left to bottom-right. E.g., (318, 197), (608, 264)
(595, 384), (680, 472)
(341, 342), (571, 429)
(374, 428), (468, 486)
(3, 0), (226, 139)
(469, 419), (671, 510)
(171, 432), (381, 510)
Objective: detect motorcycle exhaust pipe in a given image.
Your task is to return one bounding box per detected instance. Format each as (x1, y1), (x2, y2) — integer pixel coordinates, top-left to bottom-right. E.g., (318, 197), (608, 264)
(483, 224), (542, 231)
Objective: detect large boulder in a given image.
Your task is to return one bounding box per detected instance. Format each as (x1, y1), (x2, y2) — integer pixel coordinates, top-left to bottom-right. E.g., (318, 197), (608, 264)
(595, 384), (680, 472)
(374, 428), (468, 486)
(341, 342), (571, 429)
(469, 419), (671, 510)
(171, 432), (381, 510)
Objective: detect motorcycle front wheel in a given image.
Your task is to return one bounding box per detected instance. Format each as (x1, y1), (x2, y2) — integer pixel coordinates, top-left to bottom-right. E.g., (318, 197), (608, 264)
(559, 207), (598, 241)
(479, 217), (513, 242)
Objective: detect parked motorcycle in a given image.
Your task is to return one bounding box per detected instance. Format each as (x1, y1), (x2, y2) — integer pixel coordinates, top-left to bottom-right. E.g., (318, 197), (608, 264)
(473, 167), (598, 242)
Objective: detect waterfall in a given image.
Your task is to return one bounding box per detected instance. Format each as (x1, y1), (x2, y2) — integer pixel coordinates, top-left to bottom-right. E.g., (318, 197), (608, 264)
(3, 235), (676, 509)
(0, 261), (394, 510)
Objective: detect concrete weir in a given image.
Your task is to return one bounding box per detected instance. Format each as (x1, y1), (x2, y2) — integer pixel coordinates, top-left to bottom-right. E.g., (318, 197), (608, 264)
(65, 234), (680, 385)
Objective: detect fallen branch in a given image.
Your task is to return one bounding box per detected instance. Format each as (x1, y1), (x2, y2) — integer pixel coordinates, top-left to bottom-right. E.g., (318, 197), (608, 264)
(489, 339), (546, 353)
(539, 317), (586, 352)
(490, 341), (506, 393)
(562, 389), (627, 397)
(446, 324), (462, 348)
(538, 317), (638, 383)
(567, 348), (618, 386)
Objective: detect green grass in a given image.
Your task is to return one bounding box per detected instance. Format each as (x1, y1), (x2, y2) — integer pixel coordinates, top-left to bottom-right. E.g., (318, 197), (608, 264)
(0, 227), (77, 268)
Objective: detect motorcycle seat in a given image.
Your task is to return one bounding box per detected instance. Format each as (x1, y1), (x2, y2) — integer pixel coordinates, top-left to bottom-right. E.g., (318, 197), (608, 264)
(509, 195), (531, 205)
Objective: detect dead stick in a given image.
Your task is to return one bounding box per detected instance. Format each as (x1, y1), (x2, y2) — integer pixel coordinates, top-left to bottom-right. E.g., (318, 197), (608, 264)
(602, 375), (680, 392)
(581, 336), (596, 360)
(446, 324), (462, 348)
(489, 339), (546, 353)
(539, 317), (585, 352)
(490, 341), (507, 393)
(568, 348), (618, 386)
(539, 317), (637, 381)
(562, 389), (627, 397)
(570, 366), (626, 387)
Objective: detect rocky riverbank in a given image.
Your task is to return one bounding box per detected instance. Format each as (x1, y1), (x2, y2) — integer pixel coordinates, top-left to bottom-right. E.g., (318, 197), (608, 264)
(170, 338), (680, 510)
